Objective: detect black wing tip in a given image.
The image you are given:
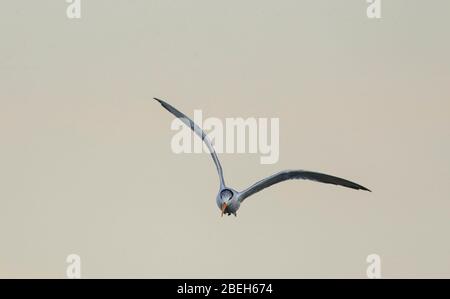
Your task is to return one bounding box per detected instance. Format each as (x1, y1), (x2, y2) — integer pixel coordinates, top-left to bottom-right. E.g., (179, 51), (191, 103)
(153, 97), (172, 110)
(153, 97), (164, 104)
(359, 185), (372, 192)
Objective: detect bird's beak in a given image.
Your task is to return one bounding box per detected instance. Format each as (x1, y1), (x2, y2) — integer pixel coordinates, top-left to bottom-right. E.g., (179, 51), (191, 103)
(221, 203), (227, 217)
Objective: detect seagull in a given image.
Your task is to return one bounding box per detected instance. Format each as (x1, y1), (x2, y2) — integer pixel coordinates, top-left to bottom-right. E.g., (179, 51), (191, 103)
(154, 98), (371, 217)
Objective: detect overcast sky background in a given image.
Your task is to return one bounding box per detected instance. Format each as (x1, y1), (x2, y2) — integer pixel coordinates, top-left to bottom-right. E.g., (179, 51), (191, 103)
(1, 1), (449, 278)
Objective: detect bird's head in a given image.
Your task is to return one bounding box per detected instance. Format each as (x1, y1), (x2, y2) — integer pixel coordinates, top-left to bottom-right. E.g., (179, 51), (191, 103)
(216, 188), (240, 217)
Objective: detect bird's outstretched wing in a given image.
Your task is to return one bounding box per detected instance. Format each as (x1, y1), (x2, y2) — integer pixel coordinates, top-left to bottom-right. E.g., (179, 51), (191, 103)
(154, 98), (225, 187)
(238, 170), (370, 202)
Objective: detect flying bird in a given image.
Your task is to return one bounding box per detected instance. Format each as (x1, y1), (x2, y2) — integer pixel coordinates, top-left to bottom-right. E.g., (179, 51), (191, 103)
(154, 98), (370, 217)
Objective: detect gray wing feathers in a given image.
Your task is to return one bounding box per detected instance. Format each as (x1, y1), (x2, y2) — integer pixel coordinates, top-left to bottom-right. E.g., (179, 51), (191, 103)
(154, 98), (225, 186)
(238, 170), (370, 202)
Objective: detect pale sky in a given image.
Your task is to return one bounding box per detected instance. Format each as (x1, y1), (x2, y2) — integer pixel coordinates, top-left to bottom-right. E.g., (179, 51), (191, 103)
(0, 1), (449, 278)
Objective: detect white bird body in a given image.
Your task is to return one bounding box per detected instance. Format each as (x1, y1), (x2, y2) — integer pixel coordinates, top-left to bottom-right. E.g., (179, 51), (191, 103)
(216, 188), (240, 216)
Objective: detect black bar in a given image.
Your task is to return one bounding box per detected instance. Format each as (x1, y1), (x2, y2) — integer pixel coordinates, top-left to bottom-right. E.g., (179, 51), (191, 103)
(1, 278), (447, 297)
